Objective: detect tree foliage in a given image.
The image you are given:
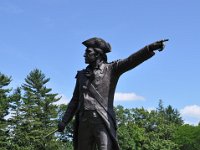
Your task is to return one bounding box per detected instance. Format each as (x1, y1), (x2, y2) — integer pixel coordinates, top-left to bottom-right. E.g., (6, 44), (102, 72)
(174, 124), (200, 150)
(0, 73), (12, 149)
(8, 69), (61, 149)
(116, 102), (182, 150)
(0, 70), (199, 150)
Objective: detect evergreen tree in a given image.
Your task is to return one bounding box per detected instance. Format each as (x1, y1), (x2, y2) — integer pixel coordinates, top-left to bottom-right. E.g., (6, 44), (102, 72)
(164, 105), (183, 125)
(157, 100), (183, 125)
(8, 87), (23, 149)
(0, 73), (12, 149)
(11, 69), (60, 149)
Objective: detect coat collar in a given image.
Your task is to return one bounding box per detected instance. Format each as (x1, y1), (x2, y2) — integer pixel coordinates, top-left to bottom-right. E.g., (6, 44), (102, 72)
(84, 62), (105, 79)
(86, 61), (104, 71)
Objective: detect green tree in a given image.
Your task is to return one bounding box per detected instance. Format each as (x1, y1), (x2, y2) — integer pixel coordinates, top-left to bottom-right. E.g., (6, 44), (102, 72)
(56, 104), (73, 150)
(174, 124), (200, 150)
(157, 100), (183, 125)
(7, 87), (22, 149)
(116, 106), (148, 150)
(10, 69), (60, 149)
(115, 101), (181, 150)
(142, 100), (181, 150)
(0, 73), (12, 149)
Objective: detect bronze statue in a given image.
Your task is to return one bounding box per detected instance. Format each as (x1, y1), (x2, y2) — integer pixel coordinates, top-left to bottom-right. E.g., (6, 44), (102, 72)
(58, 37), (168, 150)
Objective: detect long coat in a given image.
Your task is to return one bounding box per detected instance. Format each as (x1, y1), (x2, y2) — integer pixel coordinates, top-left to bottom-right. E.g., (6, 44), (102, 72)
(62, 46), (155, 150)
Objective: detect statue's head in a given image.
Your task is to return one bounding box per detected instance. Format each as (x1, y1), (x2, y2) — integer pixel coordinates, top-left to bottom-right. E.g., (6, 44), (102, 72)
(82, 37), (111, 64)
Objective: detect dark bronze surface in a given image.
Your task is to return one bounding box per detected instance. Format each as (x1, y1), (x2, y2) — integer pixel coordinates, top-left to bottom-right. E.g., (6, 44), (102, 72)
(58, 37), (167, 150)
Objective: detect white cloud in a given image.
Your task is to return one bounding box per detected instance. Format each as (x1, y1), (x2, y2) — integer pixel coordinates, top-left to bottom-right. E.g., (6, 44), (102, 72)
(53, 92), (145, 105)
(180, 105), (200, 125)
(183, 120), (199, 126)
(114, 92), (145, 101)
(180, 105), (200, 119)
(54, 94), (69, 105)
(147, 107), (156, 112)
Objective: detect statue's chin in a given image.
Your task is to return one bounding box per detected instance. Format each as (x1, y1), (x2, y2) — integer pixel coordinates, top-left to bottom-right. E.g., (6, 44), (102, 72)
(85, 60), (88, 64)
(85, 60), (89, 64)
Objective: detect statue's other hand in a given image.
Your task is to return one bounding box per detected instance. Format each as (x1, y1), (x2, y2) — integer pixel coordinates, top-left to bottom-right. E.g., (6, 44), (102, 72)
(148, 40), (167, 52)
(58, 122), (66, 132)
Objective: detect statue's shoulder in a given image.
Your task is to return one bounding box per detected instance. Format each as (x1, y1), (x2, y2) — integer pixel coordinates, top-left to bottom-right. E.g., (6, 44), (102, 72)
(108, 59), (121, 65)
(109, 59), (121, 64)
(75, 69), (85, 78)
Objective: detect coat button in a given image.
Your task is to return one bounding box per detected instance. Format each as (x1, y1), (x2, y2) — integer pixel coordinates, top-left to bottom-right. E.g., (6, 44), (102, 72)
(83, 85), (87, 89)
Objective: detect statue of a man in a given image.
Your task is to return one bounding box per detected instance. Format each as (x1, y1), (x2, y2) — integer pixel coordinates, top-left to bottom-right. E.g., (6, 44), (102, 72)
(58, 37), (166, 150)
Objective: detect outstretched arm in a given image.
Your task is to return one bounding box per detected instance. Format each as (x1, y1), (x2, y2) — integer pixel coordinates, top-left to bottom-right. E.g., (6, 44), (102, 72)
(112, 39), (167, 75)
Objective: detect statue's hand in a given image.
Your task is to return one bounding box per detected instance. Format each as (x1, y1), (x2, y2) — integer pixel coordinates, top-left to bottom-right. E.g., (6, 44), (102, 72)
(58, 122), (66, 132)
(148, 39), (169, 52)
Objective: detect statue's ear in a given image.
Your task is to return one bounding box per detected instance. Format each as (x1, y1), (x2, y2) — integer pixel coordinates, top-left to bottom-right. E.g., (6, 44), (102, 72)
(95, 53), (100, 58)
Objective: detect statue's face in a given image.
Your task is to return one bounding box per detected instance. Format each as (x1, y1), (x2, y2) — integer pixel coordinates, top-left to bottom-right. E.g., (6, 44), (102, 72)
(84, 48), (97, 64)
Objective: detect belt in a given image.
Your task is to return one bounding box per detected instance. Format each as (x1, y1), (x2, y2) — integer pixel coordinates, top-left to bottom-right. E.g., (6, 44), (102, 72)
(79, 110), (98, 118)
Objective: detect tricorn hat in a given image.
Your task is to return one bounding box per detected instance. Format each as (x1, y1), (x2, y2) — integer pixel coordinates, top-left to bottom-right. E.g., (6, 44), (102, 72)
(82, 37), (111, 53)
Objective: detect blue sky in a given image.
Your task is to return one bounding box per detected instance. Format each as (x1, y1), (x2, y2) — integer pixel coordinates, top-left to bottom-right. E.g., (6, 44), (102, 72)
(1, 0), (200, 125)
